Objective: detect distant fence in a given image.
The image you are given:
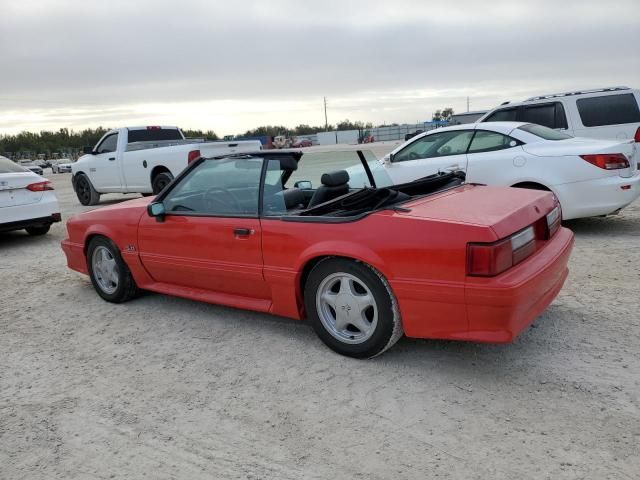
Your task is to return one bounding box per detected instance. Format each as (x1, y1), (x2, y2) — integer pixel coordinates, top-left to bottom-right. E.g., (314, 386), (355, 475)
(313, 122), (447, 145)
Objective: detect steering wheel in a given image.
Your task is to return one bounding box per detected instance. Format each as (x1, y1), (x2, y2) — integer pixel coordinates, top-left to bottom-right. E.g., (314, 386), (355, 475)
(202, 187), (241, 213)
(408, 151), (421, 160)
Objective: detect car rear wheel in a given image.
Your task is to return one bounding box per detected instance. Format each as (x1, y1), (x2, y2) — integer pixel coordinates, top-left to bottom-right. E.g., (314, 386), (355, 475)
(75, 174), (100, 206)
(152, 172), (173, 194)
(304, 258), (403, 358)
(87, 237), (140, 303)
(25, 225), (50, 236)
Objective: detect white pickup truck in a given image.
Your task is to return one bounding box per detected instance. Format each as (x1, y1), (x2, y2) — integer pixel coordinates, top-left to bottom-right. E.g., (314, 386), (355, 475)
(71, 126), (262, 205)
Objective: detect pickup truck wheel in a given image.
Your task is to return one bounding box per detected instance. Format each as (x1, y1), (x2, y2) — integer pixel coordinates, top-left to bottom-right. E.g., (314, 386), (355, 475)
(75, 174), (100, 206)
(152, 172), (173, 194)
(87, 237), (140, 303)
(304, 258), (403, 359)
(26, 225), (50, 236)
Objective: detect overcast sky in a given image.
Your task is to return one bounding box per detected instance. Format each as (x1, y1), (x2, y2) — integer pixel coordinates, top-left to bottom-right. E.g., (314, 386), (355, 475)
(0, 0), (639, 135)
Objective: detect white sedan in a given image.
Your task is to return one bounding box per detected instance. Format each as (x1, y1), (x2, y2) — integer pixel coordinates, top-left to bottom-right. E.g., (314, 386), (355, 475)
(380, 122), (640, 220)
(0, 156), (61, 235)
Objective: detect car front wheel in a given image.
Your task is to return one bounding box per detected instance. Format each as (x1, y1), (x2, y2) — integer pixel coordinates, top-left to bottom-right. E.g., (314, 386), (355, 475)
(304, 258), (403, 358)
(87, 237), (140, 303)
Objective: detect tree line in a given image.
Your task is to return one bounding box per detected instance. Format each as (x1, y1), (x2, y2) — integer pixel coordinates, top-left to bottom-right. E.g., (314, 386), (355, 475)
(0, 111), (452, 158)
(241, 119), (375, 138)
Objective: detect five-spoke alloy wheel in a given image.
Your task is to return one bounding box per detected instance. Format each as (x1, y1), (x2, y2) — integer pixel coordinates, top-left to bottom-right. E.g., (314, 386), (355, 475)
(87, 237), (140, 303)
(305, 258), (403, 358)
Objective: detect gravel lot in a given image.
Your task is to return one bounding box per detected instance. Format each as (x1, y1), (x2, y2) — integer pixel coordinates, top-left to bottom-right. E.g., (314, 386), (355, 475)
(1, 165), (639, 479)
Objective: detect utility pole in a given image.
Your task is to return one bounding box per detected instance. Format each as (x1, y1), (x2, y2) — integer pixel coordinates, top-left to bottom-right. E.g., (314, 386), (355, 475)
(324, 97), (328, 131)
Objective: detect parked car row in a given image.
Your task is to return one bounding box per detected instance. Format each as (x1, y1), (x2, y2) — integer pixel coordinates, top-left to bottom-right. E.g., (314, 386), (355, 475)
(5, 85), (638, 357)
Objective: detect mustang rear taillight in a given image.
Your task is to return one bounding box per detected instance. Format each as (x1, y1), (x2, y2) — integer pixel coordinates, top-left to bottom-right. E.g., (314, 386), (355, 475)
(26, 181), (54, 191)
(634, 127), (640, 143)
(546, 205), (561, 238)
(187, 149), (201, 165)
(580, 153), (629, 170)
(467, 226), (536, 277)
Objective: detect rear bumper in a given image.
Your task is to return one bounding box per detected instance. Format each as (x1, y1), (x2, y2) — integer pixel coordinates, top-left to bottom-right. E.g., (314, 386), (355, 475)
(0, 213), (61, 233)
(461, 227), (574, 342)
(61, 238), (88, 274)
(554, 172), (640, 219)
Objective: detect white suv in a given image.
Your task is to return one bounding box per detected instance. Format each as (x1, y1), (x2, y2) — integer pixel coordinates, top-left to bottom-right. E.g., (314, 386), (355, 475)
(479, 86), (640, 141)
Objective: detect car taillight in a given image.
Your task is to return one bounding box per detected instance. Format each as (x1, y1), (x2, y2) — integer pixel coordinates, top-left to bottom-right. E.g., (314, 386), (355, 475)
(187, 149), (201, 165)
(467, 226), (536, 277)
(147, 126), (161, 130)
(546, 205), (561, 238)
(26, 181), (54, 191)
(580, 153), (629, 170)
(634, 127), (640, 143)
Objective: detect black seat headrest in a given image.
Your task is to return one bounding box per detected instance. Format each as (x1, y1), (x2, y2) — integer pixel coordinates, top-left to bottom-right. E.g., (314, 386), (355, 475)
(278, 156), (298, 171)
(321, 170), (349, 187)
(282, 188), (305, 209)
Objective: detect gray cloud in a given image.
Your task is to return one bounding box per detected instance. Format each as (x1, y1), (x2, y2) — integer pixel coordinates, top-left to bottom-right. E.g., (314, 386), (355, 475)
(1, 0), (638, 133)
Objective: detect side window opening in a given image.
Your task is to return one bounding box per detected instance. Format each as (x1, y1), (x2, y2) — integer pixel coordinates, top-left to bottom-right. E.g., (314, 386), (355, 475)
(393, 131), (474, 162)
(484, 108), (518, 122)
(467, 131), (522, 154)
(576, 94), (640, 127)
(96, 134), (119, 154)
(163, 158), (263, 216)
(520, 103), (557, 129)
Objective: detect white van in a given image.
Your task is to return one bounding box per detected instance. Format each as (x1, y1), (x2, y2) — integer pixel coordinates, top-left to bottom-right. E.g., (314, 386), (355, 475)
(479, 86), (640, 141)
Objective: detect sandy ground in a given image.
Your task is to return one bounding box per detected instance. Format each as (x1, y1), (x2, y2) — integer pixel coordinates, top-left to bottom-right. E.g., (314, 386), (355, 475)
(1, 163), (639, 479)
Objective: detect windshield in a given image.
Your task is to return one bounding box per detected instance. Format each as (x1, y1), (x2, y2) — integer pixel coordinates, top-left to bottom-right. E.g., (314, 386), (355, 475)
(518, 123), (573, 141)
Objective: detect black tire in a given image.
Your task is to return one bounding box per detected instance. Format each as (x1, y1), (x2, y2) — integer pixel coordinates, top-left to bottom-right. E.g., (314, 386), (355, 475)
(304, 258), (403, 359)
(75, 174), (101, 206)
(152, 172), (173, 194)
(25, 225), (50, 236)
(87, 236), (140, 303)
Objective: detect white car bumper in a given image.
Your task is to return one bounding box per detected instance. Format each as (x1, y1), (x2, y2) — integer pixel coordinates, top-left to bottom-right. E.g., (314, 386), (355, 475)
(0, 191), (61, 232)
(553, 172), (640, 220)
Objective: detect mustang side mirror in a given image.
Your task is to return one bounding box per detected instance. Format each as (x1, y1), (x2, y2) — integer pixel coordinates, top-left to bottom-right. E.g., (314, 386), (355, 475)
(147, 202), (166, 222)
(385, 154), (393, 165)
(82, 146), (95, 155)
(294, 180), (312, 189)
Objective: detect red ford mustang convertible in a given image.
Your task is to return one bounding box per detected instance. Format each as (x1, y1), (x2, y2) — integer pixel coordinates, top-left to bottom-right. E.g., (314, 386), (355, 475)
(62, 150), (573, 358)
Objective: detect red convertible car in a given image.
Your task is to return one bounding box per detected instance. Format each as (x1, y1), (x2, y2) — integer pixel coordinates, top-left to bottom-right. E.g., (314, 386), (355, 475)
(62, 150), (573, 358)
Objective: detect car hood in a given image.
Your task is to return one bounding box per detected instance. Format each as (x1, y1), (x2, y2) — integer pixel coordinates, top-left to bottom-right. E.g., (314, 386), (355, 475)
(396, 184), (556, 239)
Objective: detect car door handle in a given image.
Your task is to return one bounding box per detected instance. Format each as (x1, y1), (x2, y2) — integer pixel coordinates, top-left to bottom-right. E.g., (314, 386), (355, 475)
(108, 157), (116, 161)
(444, 164), (460, 171)
(233, 228), (254, 237)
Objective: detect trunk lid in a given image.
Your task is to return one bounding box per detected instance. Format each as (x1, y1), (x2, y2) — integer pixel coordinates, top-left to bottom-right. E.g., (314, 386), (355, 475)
(523, 137), (638, 177)
(397, 184), (556, 239)
(0, 172), (45, 208)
